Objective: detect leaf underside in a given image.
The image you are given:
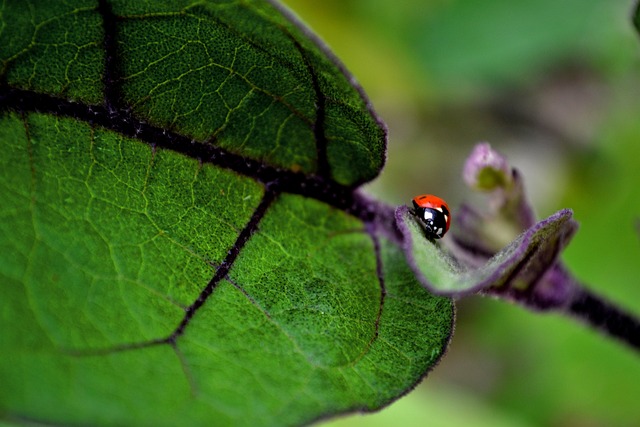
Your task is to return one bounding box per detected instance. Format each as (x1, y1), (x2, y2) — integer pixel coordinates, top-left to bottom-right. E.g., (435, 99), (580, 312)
(0, 1), (453, 426)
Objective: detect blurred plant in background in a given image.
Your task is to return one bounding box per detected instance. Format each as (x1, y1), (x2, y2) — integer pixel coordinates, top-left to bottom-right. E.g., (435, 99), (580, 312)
(282, 0), (640, 425)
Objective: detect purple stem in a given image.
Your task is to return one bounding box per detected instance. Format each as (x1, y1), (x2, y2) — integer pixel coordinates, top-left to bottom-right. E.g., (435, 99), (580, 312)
(567, 287), (640, 351)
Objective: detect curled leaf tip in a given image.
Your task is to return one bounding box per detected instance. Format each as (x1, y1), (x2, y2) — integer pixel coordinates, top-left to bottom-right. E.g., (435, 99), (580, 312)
(397, 143), (579, 309)
(398, 197), (579, 308)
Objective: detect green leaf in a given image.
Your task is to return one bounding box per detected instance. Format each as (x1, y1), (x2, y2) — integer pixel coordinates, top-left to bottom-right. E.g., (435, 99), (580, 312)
(0, 1), (453, 426)
(396, 206), (576, 296)
(0, 0), (386, 186)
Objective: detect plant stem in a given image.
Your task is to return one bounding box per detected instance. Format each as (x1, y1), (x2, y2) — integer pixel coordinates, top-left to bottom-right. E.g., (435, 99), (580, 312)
(567, 287), (640, 352)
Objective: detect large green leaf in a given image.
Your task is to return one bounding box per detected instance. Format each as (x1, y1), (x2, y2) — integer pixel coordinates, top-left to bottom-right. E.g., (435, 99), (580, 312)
(0, 1), (453, 426)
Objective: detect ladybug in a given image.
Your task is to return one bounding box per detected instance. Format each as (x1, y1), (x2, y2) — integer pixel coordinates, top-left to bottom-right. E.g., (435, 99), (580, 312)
(411, 194), (451, 239)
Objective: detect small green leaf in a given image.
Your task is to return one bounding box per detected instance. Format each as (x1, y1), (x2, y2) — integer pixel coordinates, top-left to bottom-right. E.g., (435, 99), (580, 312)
(397, 206), (576, 296)
(0, 1), (453, 426)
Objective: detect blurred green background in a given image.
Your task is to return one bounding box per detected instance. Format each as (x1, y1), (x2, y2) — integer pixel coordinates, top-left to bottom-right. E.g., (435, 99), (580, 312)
(282, 1), (640, 426)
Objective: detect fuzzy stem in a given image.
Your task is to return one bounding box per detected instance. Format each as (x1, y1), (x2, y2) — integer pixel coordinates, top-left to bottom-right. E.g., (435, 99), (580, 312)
(567, 287), (640, 351)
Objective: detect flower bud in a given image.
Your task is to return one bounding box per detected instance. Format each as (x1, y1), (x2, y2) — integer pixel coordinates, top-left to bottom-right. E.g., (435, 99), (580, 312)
(463, 142), (512, 191)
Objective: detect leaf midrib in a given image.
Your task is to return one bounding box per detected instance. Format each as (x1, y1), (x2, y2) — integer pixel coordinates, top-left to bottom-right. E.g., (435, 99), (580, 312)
(0, 85), (379, 218)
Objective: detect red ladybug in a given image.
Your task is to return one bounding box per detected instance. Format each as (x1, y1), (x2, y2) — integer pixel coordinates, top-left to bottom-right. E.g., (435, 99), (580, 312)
(411, 194), (451, 239)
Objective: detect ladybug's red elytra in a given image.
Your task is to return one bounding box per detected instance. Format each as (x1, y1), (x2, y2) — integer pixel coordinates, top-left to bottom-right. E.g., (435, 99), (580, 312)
(411, 194), (451, 239)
